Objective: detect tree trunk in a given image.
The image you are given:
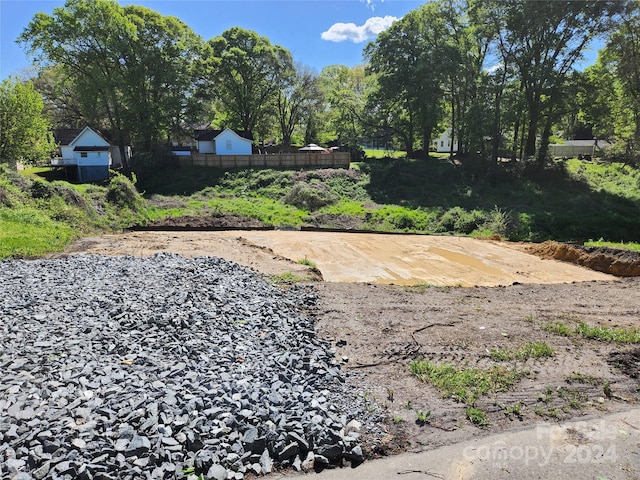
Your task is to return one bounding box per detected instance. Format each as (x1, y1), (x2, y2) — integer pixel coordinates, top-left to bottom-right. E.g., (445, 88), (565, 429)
(102, 87), (129, 171)
(117, 131), (128, 171)
(449, 93), (456, 160)
(491, 95), (501, 170)
(512, 116), (520, 162)
(405, 136), (414, 158)
(422, 125), (433, 159)
(524, 115), (538, 158)
(537, 114), (554, 169)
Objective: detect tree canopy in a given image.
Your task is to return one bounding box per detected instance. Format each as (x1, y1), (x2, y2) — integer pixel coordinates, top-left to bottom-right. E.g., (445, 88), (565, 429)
(207, 27), (295, 139)
(0, 77), (55, 168)
(19, 0), (207, 165)
(13, 0), (640, 171)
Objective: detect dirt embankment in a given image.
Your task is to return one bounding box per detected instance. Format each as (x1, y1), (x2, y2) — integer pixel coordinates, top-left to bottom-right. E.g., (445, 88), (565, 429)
(527, 241), (640, 276)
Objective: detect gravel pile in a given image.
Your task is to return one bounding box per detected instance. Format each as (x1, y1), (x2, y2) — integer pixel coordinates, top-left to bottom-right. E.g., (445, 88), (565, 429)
(0, 253), (376, 479)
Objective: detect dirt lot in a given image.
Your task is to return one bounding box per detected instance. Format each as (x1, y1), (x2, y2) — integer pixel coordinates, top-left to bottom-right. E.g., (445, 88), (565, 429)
(57, 230), (640, 457)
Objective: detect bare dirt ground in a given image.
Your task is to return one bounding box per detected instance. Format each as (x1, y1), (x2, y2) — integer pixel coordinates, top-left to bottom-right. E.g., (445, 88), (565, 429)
(57, 230), (640, 459)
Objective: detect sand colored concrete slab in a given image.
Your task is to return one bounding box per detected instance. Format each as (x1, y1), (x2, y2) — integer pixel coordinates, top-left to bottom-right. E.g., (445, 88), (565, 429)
(215, 231), (614, 286)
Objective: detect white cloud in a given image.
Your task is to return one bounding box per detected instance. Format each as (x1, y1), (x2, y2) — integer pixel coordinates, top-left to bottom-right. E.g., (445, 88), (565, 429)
(362, 0), (379, 10)
(321, 16), (398, 43)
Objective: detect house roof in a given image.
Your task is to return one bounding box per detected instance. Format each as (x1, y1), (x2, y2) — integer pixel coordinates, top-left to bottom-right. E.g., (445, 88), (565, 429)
(54, 127), (112, 146)
(195, 126), (253, 141)
(53, 128), (84, 145)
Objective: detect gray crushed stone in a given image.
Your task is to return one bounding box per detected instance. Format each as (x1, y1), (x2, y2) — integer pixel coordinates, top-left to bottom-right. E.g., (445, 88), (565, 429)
(0, 253), (382, 479)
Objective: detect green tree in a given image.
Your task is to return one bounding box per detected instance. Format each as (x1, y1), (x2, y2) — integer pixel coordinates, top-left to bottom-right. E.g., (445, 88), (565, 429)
(365, 1), (459, 156)
(19, 0), (136, 167)
(454, 0), (498, 161)
(602, 3), (640, 157)
(119, 5), (207, 150)
(207, 27), (294, 139)
(19, 0), (207, 162)
(318, 64), (368, 148)
(30, 65), (87, 128)
(275, 63), (322, 147)
(0, 77), (56, 168)
(488, 0), (622, 167)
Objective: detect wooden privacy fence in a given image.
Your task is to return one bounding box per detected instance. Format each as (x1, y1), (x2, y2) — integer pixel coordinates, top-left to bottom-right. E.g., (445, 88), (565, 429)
(176, 152), (351, 169)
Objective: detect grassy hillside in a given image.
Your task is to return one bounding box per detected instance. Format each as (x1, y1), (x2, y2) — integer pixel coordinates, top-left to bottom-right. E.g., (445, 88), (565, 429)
(0, 166), (150, 259)
(138, 157), (640, 243)
(2, 156), (639, 260)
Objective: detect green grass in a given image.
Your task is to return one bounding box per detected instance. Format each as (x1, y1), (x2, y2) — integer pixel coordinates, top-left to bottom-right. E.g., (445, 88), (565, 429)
(409, 360), (528, 406)
(533, 385), (591, 417)
(269, 272), (307, 284)
(465, 407), (490, 427)
(0, 207), (75, 258)
(364, 204), (438, 232)
(364, 148), (406, 159)
(296, 257), (317, 268)
(541, 321), (572, 336)
(207, 196), (307, 227)
(584, 239), (640, 251)
(574, 321), (640, 343)
(415, 409), (431, 424)
(392, 415), (405, 424)
(135, 157), (640, 243)
(566, 159), (640, 201)
(5, 151), (640, 260)
(402, 282), (434, 293)
(319, 199), (367, 216)
(489, 341), (554, 361)
(566, 372), (606, 386)
(534, 404), (561, 418)
(0, 166), (150, 260)
(542, 319), (640, 344)
(503, 403), (524, 419)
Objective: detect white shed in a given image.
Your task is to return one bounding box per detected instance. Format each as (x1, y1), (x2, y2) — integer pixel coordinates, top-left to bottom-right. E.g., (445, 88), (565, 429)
(195, 127), (253, 155)
(52, 127), (129, 182)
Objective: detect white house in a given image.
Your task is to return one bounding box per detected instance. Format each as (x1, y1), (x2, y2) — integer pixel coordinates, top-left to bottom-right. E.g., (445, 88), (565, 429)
(52, 127), (130, 181)
(195, 127), (253, 155)
(433, 129), (459, 153)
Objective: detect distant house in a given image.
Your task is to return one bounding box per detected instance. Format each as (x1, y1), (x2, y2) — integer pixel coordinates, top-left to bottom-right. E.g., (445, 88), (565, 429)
(195, 127), (253, 155)
(51, 127), (130, 181)
(433, 129), (459, 153)
(548, 139), (612, 159)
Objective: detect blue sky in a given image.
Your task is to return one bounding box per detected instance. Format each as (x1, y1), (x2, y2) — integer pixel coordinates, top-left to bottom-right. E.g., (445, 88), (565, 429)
(0, 0), (426, 79)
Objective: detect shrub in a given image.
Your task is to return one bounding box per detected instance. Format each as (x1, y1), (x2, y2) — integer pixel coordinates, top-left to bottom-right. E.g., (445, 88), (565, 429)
(30, 179), (56, 199)
(437, 206), (486, 234)
(0, 185), (11, 207)
(221, 169), (293, 192)
(283, 180), (337, 211)
(292, 168), (369, 201)
(478, 206), (511, 238)
(365, 205), (434, 232)
(106, 172), (145, 212)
